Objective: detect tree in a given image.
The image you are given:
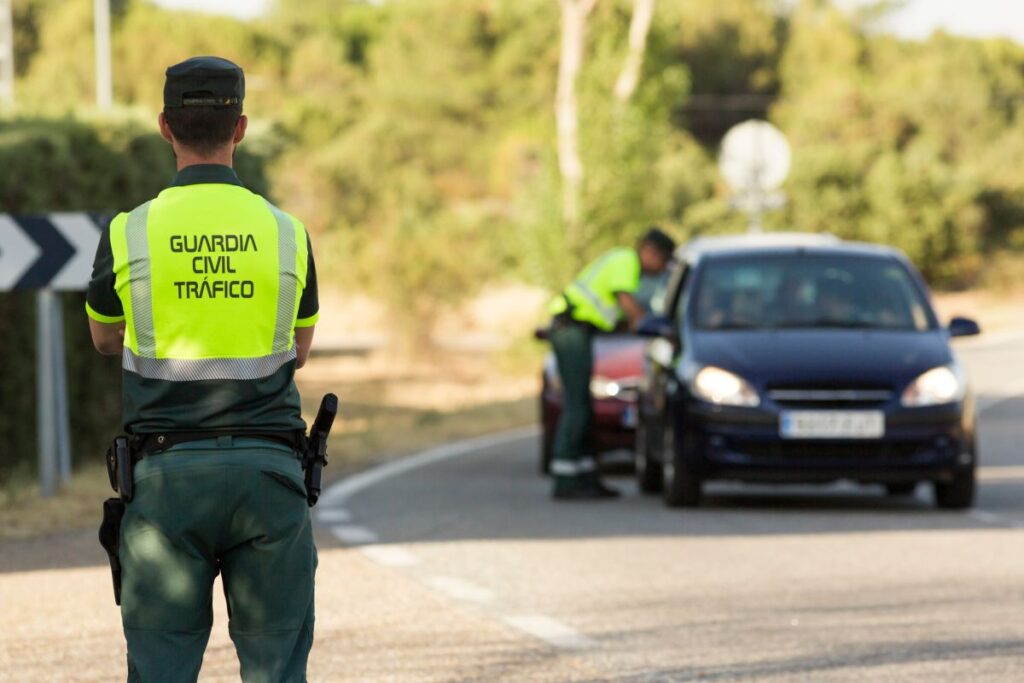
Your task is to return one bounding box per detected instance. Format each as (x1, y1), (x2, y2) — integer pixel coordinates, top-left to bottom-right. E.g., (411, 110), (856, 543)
(555, 0), (599, 256)
(613, 0), (655, 102)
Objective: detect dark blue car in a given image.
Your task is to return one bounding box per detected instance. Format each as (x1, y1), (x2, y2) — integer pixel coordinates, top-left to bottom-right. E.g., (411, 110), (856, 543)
(635, 234), (981, 509)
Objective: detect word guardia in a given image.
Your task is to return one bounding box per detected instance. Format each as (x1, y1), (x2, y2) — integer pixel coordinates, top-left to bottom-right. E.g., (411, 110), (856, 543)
(170, 233), (258, 300)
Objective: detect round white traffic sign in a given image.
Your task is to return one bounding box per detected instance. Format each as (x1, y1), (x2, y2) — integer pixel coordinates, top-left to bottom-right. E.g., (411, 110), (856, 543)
(719, 120), (791, 193)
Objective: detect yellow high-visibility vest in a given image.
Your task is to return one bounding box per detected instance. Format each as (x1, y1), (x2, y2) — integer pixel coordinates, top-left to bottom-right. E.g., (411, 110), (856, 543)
(549, 247), (641, 331)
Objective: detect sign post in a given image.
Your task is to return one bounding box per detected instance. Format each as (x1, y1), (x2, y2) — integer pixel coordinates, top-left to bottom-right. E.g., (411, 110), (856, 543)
(718, 120), (792, 233)
(1, 214), (105, 496)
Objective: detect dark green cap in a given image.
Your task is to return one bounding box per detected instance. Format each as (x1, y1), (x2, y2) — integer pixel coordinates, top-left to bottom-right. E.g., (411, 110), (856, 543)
(164, 56), (244, 109)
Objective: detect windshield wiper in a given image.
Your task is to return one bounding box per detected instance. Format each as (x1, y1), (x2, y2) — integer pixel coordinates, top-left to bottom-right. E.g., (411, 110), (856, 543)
(777, 318), (882, 330)
(701, 322), (765, 331)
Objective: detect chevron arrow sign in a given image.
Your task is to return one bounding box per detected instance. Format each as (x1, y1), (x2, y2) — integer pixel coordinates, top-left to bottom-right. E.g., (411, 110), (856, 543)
(0, 213), (109, 291)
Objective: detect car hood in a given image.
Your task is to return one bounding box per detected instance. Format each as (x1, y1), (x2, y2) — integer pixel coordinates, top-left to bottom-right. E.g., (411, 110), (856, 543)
(689, 329), (953, 389)
(544, 335), (646, 381)
(594, 335), (646, 379)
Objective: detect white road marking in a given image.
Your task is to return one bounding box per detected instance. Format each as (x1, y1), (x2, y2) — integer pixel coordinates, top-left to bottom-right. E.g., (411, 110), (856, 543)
(425, 576), (495, 604)
(978, 466), (1024, 482)
(315, 508), (352, 524)
(330, 525), (379, 546)
(502, 615), (595, 650)
(968, 509), (1024, 529)
(359, 545), (421, 568)
(318, 427), (538, 508)
(968, 509), (1004, 525)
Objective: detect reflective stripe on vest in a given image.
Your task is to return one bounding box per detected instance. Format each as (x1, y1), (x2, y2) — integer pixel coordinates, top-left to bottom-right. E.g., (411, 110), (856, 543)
(558, 248), (638, 331)
(110, 186), (309, 382)
(564, 280), (618, 329)
(122, 347), (297, 381)
(550, 458), (597, 476)
(125, 202), (156, 356)
(266, 200), (299, 354)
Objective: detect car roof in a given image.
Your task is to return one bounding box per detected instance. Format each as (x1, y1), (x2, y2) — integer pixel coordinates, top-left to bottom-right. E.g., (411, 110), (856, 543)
(677, 233), (906, 263)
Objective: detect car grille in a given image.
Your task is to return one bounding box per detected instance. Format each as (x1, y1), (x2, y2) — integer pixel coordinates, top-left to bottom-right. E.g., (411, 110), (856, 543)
(767, 386), (895, 409)
(726, 439), (941, 462)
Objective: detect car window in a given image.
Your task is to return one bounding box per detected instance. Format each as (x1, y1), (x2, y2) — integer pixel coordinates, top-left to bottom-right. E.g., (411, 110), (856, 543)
(636, 268), (672, 315)
(689, 254), (934, 332)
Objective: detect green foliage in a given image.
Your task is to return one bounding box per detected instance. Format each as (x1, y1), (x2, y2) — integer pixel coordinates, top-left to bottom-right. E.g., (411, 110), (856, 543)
(0, 117), (269, 482)
(776, 4), (1024, 285)
(8, 0), (1024, 316)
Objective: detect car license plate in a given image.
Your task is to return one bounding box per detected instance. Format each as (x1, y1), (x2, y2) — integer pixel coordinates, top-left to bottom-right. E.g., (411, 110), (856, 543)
(780, 411), (885, 439)
(621, 405), (638, 428)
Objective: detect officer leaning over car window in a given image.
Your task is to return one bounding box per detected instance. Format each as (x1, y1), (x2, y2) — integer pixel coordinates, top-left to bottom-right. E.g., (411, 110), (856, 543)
(86, 56), (320, 682)
(547, 228), (676, 500)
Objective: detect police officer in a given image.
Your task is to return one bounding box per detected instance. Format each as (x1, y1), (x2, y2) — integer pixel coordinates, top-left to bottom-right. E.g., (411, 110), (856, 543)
(86, 56), (320, 682)
(547, 228), (675, 500)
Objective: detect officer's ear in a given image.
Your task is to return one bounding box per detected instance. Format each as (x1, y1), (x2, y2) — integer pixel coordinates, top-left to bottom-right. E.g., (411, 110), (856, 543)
(233, 115), (248, 145)
(157, 112), (175, 145)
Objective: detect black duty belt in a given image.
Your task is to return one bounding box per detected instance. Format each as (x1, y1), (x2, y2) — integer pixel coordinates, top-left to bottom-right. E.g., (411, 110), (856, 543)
(130, 430), (307, 461)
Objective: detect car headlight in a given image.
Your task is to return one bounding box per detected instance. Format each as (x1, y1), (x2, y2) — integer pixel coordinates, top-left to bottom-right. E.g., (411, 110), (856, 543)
(590, 376), (620, 400)
(901, 365), (965, 407)
(590, 376), (640, 401)
(690, 366), (760, 407)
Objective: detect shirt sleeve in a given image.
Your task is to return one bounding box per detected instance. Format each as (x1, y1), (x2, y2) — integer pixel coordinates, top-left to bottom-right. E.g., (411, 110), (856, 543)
(295, 231), (319, 328)
(606, 249), (642, 296)
(85, 216), (125, 324)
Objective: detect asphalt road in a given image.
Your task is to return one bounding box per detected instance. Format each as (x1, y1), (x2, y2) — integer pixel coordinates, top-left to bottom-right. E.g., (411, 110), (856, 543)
(2, 333), (1024, 682)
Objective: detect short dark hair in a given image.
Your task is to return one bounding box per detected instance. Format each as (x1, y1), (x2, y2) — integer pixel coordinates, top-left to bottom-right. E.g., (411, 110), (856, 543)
(639, 226), (676, 258)
(163, 105), (242, 156)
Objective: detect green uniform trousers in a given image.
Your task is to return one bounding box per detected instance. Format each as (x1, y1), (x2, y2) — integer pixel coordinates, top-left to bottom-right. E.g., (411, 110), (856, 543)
(550, 321), (597, 483)
(119, 437), (317, 683)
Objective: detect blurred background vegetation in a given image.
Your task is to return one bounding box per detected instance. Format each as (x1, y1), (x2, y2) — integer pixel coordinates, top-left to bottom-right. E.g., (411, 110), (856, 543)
(2, 0), (1023, 483)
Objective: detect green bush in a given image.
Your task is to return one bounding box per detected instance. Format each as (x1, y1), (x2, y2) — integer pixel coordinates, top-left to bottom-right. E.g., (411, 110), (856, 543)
(0, 116), (269, 485)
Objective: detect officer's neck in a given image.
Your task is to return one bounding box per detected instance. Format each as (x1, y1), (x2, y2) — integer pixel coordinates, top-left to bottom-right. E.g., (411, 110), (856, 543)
(174, 145), (234, 171)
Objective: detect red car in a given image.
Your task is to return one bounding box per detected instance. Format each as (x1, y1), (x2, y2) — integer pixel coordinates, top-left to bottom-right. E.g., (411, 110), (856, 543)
(538, 272), (669, 474)
(539, 334), (646, 474)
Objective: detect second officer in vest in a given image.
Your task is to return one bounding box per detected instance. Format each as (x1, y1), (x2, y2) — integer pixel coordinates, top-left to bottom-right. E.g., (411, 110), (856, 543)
(548, 228), (675, 500)
(86, 57), (320, 681)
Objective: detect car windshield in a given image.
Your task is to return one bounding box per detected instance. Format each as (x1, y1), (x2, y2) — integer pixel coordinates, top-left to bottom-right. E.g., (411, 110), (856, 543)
(691, 253), (934, 332)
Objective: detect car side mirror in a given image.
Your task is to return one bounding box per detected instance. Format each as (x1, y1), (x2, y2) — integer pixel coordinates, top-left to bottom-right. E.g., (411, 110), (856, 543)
(646, 337), (676, 368)
(636, 316), (674, 339)
(949, 316), (981, 338)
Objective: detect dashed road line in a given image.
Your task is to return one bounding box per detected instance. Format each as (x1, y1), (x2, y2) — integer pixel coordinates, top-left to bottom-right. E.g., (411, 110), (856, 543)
(968, 509), (1024, 529)
(425, 576), (496, 604)
(330, 525), (379, 546)
(502, 615), (595, 650)
(359, 545), (421, 567)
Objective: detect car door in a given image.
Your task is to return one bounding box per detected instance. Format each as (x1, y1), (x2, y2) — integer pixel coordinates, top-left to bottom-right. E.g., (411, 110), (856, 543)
(640, 260), (690, 456)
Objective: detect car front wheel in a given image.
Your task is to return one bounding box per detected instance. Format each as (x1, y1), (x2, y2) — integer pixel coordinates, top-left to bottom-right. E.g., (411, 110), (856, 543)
(635, 417), (663, 494)
(934, 468), (975, 510)
(662, 425), (702, 508)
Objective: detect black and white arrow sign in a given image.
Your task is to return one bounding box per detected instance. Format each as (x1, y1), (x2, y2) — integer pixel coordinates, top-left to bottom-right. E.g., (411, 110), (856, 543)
(0, 213), (108, 291)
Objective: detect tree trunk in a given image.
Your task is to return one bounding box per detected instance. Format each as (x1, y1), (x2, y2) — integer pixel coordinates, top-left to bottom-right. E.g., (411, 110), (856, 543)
(614, 0), (656, 103)
(555, 0), (598, 256)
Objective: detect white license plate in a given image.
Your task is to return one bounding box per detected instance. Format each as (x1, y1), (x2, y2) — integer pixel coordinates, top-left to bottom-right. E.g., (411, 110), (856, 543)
(780, 411), (885, 439)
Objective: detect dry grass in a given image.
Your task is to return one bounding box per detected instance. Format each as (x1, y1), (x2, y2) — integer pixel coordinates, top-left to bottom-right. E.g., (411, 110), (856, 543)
(0, 346), (540, 542)
(933, 288), (1024, 333)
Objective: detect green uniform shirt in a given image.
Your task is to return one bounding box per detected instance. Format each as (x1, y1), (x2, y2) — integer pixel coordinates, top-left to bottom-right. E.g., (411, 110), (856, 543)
(550, 247), (641, 331)
(86, 164), (319, 434)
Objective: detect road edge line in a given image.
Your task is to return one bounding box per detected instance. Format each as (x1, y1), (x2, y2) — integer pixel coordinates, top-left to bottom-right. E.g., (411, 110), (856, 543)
(318, 426), (539, 508)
